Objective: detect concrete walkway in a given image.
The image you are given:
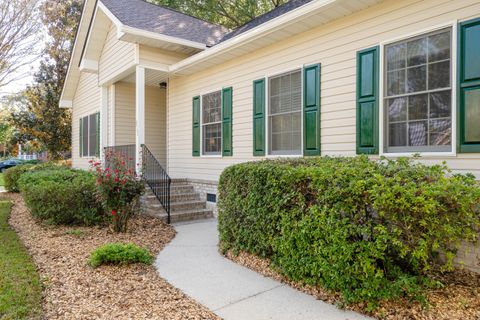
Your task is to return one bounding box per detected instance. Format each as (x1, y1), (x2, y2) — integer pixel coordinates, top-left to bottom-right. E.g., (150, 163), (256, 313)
(155, 220), (370, 320)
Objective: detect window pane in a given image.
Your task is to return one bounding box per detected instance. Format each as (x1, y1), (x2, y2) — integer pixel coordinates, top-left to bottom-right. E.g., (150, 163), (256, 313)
(409, 121), (427, 146)
(387, 43), (406, 70)
(202, 123), (221, 155)
(202, 91), (221, 124)
(384, 28), (452, 152)
(407, 65), (426, 93)
(430, 118), (451, 146)
(387, 97), (407, 122)
(82, 116), (89, 157)
(430, 91), (451, 118)
(428, 61), (450, 90)
(408, 94), (428, 120)
(389, 123), (407, 147)
(89, 114), (97, 157)
(465, 88), (480, 142)
(268, 70), (302, 155)
(387, 70), (406, 96)
(407, 38), (427, 66)
(428, 31), (450, 62)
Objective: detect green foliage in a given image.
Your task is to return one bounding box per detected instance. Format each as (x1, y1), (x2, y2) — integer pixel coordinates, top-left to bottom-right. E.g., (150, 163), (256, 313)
(149, 0), (288, 29)
(19, 169), (104, 226)
(0, 173), (4, 187)
(0, 201), (42, 319)
(88, 243), (154, 268)
(218, 157), (480, 305)
(4, 162), (67, 192)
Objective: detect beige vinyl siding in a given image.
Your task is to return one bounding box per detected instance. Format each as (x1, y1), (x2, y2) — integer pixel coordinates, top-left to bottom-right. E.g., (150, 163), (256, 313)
(72, 72), (101, 169)
(167, 0), (480, 181)
(115, 82), (167, 167)
(139, 45), (188, 70)
(98, 23), (136, 85)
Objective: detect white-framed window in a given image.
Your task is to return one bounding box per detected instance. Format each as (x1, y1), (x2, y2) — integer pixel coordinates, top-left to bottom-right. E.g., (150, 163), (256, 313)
(383, 28), (452, 153)
(268, 69), (302, 156)
(201, 91), (222, 156)
(80, 112), (99, 158)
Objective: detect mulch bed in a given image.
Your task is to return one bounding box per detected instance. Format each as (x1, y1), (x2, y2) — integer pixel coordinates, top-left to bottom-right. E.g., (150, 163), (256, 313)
(225, 251), (480, 320)
(4, 193), (219, 320)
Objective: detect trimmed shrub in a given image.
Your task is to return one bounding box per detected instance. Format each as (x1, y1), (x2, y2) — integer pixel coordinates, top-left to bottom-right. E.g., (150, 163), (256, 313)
(218, 156), (480, 305)
(4, 162), (68, 192)
(18, 169), (104, 226)
(88, 243), (153, 268)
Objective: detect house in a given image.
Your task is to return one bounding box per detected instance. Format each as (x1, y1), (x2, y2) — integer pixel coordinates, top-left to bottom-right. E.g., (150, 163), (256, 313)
(61, 0), (480, 226)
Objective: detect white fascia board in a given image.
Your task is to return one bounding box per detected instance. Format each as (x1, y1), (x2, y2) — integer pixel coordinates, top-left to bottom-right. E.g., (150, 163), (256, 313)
(119, 25), (207, 50)
(98, 1), (206, 51)
(79, 58), (99, 73)
(59, 100), (73, 108)
(169, 0), (337, 73)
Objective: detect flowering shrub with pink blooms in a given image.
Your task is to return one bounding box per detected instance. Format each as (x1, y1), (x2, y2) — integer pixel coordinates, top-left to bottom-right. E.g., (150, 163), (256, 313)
(90, 151), (144, 232)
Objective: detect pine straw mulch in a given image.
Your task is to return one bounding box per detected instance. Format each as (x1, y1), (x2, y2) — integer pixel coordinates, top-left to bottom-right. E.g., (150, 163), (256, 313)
(4, 193), (220, 320)
(225, 251), (480, 320)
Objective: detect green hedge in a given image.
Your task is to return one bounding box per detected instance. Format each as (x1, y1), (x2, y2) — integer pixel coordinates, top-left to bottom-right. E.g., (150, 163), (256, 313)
(4, 162), (67, 192)
(88, 243), (153, 268)
(18, 169), (104, 226)
(218, 156), (480, 305)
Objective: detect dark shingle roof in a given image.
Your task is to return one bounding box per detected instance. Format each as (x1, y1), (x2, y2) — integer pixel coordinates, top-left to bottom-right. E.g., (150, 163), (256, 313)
(218, 0), (314, 44)
(100, 0), (229, 46)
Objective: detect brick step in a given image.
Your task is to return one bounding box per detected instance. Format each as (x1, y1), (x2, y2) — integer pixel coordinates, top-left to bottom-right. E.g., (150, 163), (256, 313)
(143, 192), (200, 203)
(149, 185), (194, 195)
(143, 208), (214, 224)
(171, 200), (206, 212)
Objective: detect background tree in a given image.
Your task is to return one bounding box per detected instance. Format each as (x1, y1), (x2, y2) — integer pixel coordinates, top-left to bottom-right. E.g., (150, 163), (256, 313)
(8, 0), (83, 159)
(0, 0), (41, 88)
(149, 0), (288, 29)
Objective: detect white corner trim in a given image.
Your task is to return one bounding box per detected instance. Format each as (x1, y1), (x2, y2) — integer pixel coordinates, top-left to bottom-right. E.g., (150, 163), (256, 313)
(79, 58), (99, 73)
(169, 0), (337, 73)
(59, 100), (73, 108)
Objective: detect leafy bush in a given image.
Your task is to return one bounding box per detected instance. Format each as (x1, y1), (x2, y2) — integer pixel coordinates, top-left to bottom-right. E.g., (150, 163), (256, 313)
(218, 156), (480, 305)
(88, 243), (153, 268)
(4, 162), (68, 192)
(91, 151), (144, 233)
(18, 169), (104, 226)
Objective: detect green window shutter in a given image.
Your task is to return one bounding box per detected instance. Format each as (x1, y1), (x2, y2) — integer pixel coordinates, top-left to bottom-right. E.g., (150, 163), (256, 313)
(253, 79), (266, 156)
(303, 64), (321, 156)
(458, 18), (480, 153)
(96, 112), (100, 157)
(222, 87), (233, 156)
(356, 46), (379, 154)
(192, 96), (201, 156)
(79, 117), (83, 157)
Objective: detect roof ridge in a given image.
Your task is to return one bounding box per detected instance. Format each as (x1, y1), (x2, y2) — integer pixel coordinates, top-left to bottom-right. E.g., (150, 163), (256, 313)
(138, 0), (229, 30)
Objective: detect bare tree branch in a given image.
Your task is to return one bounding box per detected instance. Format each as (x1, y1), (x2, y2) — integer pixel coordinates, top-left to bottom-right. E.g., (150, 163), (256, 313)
(0, 0), (42, 88)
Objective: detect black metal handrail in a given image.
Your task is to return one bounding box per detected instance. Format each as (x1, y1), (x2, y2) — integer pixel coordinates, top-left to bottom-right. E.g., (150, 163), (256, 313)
(141, 144), (171, 223)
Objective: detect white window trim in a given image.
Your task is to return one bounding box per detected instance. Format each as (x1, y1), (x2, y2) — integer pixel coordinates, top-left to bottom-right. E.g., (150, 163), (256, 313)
(379, 21), (458, 158)
(199, 89), (224, 158)
(264, 65), (305, 158)
(80, 111), (100, 159)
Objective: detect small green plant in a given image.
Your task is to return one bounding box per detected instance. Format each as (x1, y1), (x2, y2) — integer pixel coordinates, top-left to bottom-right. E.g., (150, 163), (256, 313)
(88, 243), (153, 268)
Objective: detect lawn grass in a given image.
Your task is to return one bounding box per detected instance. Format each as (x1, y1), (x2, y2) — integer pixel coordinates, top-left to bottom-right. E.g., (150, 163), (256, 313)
(0, 173), (4, 187)
(0, 200), (42, 319)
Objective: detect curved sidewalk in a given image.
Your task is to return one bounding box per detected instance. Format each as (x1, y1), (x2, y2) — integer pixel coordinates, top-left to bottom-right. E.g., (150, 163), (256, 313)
(155, 219), (370, 320)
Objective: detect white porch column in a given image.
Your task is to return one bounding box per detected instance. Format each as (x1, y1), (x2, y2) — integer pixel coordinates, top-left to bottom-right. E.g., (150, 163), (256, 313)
(100, 86), (109, 161)
(135, 66), (145, 175)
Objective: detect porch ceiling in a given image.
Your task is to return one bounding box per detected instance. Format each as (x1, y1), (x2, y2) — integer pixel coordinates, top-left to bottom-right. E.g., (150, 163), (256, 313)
(122, 68), (168, 86)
